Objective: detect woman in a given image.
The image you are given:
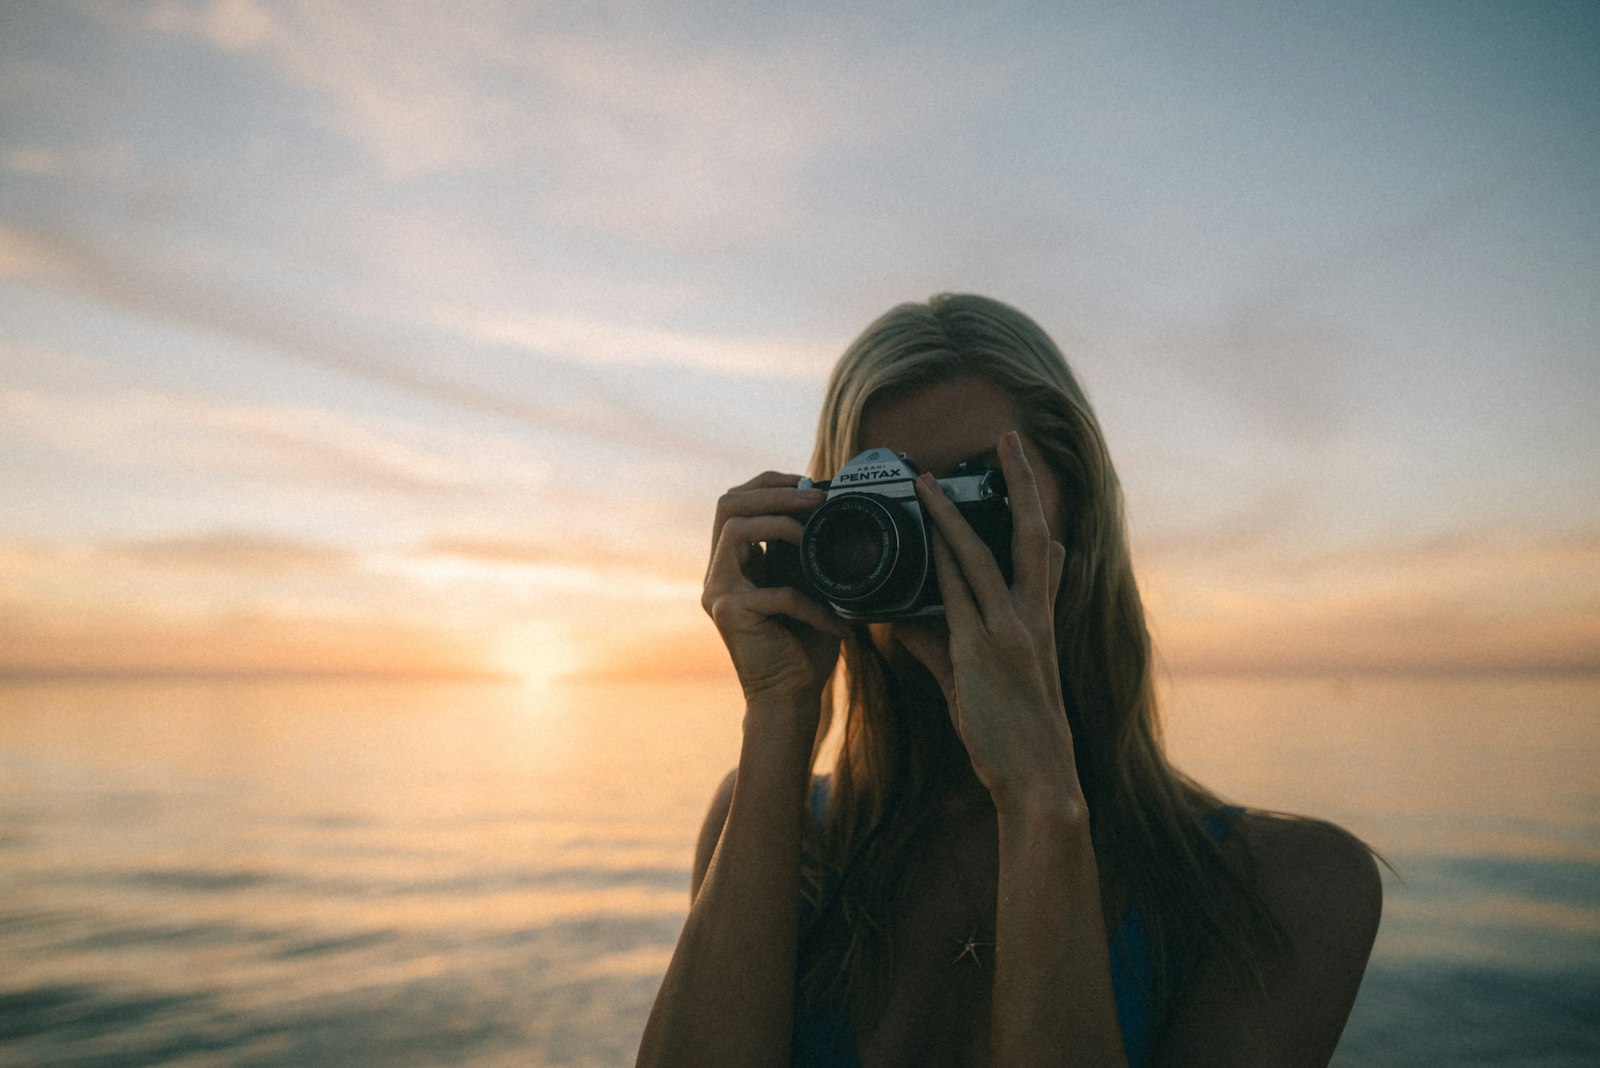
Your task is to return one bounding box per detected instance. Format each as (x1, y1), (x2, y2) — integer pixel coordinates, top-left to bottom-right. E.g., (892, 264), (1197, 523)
(638, 294), (1381, 1067)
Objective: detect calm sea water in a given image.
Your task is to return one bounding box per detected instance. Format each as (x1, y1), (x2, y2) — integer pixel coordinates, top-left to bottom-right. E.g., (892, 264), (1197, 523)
(2, 673), (1597, 1066)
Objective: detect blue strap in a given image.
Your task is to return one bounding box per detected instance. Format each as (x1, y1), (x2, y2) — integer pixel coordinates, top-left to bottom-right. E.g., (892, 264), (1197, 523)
(1112, 805), (1242, 1066)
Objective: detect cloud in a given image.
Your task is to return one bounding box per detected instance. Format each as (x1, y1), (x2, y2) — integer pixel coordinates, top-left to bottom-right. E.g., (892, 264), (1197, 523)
(1097, 174), (1531, 473)
(381, 537), (703, 607)
(1, 142), (140, 182)
(0, 603), (499, 679)
(4, 516), (1593, 680)
(0, 386), (479, 493)
(518, 27), (884, 245)
(1157, 604), (1600, 677)
(0, 532), (510, 678)
(440, 309), (835, 380)
(0, 532), (505, 678)
(1230, 174), (1525, 328)
(2, 146), (65, 176)
(141, 0), (276, 52)
(138, 0), (543, 177)
(1143, 528), (1600, 674)
(0, 224), (70, 280)
(107, 532), (359, 574)
(0, 223), (739, 459)
(0, 527), (710, 681)
(114, 1), (930, 246)
(422, 535), (701, 582)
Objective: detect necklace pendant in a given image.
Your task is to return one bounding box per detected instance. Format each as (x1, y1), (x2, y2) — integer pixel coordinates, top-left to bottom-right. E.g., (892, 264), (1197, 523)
(952, 924), (993, 968)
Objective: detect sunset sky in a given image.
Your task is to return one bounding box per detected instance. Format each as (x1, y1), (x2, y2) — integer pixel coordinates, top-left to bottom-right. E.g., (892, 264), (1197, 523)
(2, 1), (1596, 681)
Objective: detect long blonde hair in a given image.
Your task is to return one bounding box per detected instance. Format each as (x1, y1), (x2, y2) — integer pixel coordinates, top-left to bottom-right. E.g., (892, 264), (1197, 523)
(796, 293), (1274, 1029)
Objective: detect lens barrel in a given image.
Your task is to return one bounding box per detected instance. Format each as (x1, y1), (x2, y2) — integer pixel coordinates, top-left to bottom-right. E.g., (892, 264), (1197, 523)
(800, 493), (926, 608)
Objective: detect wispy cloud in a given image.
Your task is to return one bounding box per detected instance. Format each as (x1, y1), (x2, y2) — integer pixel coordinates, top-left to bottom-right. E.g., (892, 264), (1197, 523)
(1144, 528), (1600, 674)
(0, 526), (706, 679)
(0, 603), (498, 678)
(0, 223), (734, 458)
(1, 142), (139, 182)
(375, 541), (701, 606)
(517, 26), (885, 245)
(3, 515), (1594, 679)
(140, 0), (277, 52)
(107, 532), (359, 574)
(1228, 174), (1526, 328)
(1, 385), (482, 493)
(421, 535), (701, 586)
(0, 531), (500, 678)
(441, 309), (834, 380)
(113, 1), (935, 246)
(127, 0), (505, 175)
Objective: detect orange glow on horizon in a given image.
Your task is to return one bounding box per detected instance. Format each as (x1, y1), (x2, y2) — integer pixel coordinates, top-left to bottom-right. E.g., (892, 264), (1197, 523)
(2, 526), (1596, 681)
(0, 609), (501, 680)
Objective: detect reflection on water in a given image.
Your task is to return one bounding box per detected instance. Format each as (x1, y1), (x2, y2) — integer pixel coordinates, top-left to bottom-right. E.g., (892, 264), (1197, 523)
(2, 674), (1598, 1065)
(1, 678), (739, 1067)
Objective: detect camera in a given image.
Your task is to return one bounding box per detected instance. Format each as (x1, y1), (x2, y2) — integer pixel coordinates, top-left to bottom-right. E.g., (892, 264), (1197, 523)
(765, 448), (1012, 621)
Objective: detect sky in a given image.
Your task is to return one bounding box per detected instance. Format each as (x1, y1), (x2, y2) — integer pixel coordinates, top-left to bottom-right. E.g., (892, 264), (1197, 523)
(1, 0), (1596, 682)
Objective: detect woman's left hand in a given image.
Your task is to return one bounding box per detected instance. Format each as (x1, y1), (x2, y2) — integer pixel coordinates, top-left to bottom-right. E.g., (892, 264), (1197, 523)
(897, 430), (1082, 815)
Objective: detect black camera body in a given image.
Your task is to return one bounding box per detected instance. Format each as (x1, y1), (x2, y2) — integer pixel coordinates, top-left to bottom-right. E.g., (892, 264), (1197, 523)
(765, 448), (1012, 622)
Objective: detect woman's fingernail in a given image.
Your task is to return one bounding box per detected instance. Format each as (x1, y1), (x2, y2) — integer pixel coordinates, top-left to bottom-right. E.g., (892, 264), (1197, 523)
(1005, 430), (1023, 453)
(917, 472), (936, 490)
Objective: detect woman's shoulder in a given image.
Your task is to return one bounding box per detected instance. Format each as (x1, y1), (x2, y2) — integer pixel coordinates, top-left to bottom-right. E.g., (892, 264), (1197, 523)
(1225, 809), (1383, 976)
(1229, 810), (1383, 936)
(1159, 810), (1383, 1062)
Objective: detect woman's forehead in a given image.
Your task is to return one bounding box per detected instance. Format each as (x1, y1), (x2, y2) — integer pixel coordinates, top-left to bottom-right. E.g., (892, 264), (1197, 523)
(857, 375), (1021, 475)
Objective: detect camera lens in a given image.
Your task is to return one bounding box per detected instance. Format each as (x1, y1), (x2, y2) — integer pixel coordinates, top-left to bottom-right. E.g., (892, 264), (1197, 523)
(801, 493), (925, 607)
(813, 507), (886, 587)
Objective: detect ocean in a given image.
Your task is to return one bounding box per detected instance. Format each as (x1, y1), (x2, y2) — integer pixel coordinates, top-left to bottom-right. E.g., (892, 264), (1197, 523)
(2, 673), (1597, 1066)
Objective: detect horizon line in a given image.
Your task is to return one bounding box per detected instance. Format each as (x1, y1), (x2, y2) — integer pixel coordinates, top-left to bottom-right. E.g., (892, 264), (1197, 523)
(0, 668), (519, 684)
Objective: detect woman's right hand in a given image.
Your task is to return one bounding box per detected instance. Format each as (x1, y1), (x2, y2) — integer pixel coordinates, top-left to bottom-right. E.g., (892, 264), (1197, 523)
(702, 471), (851, 706)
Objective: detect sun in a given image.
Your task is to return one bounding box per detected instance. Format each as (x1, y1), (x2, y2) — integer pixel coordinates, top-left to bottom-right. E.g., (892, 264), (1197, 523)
(495, 624), (583, 690)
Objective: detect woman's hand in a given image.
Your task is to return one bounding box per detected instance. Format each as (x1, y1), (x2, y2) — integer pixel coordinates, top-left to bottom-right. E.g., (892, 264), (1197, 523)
(899, 432), (1080, 815)
(702, 471), (852, 707)
(642, 471), (844, 1068)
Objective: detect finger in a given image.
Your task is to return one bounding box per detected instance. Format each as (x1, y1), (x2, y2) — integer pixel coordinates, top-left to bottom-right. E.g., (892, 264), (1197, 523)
(728, 470), (808, 494)
(929, 525), (980, 635)
(710, 485), (823, 558)
(711, 585), (852, 641)
(996, 431), (1053, 611)
(704, 515), (806, 598)
(915, 471), (1009, 621)
(716, 473), (821, 534)
(708, 475), (822, 580)
(718, 484), (826, 520)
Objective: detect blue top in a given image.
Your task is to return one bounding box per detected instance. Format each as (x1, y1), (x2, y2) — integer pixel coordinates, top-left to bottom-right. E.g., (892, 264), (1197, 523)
(793, 781), (1238, 1067)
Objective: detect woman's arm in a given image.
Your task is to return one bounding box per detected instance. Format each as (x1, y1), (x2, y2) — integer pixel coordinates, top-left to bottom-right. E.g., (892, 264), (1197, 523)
(907, 432), (1129, 1067)
(991, 796), (1127, 1066)
(636, 471), (847, 1067)
(1156, 814), (1382, 1067)
(636, 700), (817, 1067)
